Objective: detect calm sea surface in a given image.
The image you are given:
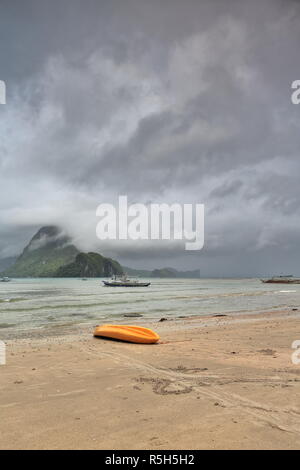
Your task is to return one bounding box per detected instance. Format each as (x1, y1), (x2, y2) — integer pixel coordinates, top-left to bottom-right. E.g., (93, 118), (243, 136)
(1, 278), (300, 337)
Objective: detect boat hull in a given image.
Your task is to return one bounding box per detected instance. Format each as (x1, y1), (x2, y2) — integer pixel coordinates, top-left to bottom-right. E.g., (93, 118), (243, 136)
(261, 279), (300, 284)
(103, 281), (150, 287)
(94, 325), (160, 344)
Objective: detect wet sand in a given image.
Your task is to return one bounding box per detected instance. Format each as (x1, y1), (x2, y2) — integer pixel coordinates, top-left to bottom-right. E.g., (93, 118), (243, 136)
(0, 309), (300, 449)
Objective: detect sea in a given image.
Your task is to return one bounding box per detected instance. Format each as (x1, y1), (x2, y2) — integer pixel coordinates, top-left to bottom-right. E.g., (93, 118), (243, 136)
(1, 278), (300, 339)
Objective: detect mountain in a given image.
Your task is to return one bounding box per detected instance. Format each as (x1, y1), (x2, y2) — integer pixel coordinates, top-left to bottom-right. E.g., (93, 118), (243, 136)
(3, 226), (79, 277)
(151, 268), (177, 278)
(2, 226), (123, 278)
(2, 225), (198, 279)
(56, 252), (123, 277)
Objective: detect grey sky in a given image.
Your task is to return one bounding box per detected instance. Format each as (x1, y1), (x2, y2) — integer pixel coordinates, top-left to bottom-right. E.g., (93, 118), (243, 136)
(0, 0), (300, 276)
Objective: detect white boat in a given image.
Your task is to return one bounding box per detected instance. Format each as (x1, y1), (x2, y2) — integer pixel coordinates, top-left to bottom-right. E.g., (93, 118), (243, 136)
(103, 274), (150, 287)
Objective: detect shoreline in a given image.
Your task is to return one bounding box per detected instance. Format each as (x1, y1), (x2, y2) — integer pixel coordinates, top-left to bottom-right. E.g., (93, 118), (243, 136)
(2, 306), (299, 343)
(1, 308), (300, 449)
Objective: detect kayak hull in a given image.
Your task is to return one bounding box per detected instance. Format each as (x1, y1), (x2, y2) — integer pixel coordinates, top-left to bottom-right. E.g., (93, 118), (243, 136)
(94, 325), (160, 344)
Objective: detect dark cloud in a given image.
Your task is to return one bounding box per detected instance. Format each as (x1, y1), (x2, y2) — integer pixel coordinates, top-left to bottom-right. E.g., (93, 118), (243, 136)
(0, 0), (300, 275)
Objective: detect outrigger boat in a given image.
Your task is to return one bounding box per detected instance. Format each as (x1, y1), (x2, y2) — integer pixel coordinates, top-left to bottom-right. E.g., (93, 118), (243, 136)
(103, 274), (150, 287)
(261, 275), (300, 284)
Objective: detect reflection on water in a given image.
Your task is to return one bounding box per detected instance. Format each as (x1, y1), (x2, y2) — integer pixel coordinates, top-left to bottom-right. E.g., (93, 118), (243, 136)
(0, 278), (300, 336)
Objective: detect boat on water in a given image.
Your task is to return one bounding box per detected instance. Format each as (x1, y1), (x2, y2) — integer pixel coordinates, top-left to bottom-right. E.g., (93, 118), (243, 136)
(261, 275), (300, 284)
(103, 274), (151, 287)
(0, 277), (11, 282)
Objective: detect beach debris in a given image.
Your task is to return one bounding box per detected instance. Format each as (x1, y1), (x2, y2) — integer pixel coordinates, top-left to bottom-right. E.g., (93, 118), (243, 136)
(159, 317), (168, 322)
(213, 314), (228, 317)
(124, 313), (143, 317)
(258, 348), (276, 356)
(170, 365), (208, 373)
(292, 308), (298, 311)
(14, 380), (23, 384)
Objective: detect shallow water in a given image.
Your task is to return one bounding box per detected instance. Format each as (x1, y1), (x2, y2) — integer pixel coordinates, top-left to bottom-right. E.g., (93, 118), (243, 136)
(0, 278), (300, 337)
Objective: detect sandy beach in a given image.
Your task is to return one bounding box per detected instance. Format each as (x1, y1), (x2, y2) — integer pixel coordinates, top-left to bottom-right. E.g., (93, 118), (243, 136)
(1, 309), (300, 450)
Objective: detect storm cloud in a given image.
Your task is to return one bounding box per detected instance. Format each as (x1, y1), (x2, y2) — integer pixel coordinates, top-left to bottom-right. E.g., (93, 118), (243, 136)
(0, 0), (300, 276)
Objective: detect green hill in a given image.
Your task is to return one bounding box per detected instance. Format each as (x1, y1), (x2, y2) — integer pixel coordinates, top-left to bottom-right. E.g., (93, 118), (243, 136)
(56, 252), (123, 277)
(3, 226), (79, 277)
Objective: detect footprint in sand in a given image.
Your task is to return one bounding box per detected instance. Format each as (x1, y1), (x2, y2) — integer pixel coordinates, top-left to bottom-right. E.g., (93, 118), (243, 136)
(138, 377), (192, 395)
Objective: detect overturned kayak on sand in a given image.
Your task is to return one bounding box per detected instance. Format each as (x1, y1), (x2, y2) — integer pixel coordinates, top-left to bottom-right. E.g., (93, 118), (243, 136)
(93, 325), (160, 344)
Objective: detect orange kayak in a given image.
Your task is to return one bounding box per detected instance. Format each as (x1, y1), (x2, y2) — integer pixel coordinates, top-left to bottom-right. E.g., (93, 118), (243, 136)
(93, 324), (160, 344)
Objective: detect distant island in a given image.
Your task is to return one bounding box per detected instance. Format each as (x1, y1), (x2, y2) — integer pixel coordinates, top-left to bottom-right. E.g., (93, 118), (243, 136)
(1, 226), (200, 279)
(124, 266), (200, 279)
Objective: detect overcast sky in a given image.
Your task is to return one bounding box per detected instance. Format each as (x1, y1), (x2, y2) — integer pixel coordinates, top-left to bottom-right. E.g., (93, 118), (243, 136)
(0, 0), (300, 276)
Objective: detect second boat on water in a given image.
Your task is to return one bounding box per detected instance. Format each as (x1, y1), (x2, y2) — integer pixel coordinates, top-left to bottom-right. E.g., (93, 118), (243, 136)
(261, 275), (300, 284)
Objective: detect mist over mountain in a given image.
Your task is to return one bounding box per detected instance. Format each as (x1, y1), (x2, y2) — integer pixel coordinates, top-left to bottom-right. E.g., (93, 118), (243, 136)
(3, 226), (79, 277)
(2, 226), (123, 278)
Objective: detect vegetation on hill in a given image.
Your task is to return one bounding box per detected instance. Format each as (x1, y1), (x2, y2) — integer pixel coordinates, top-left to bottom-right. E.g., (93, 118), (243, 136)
(56, 252), (123, 277)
